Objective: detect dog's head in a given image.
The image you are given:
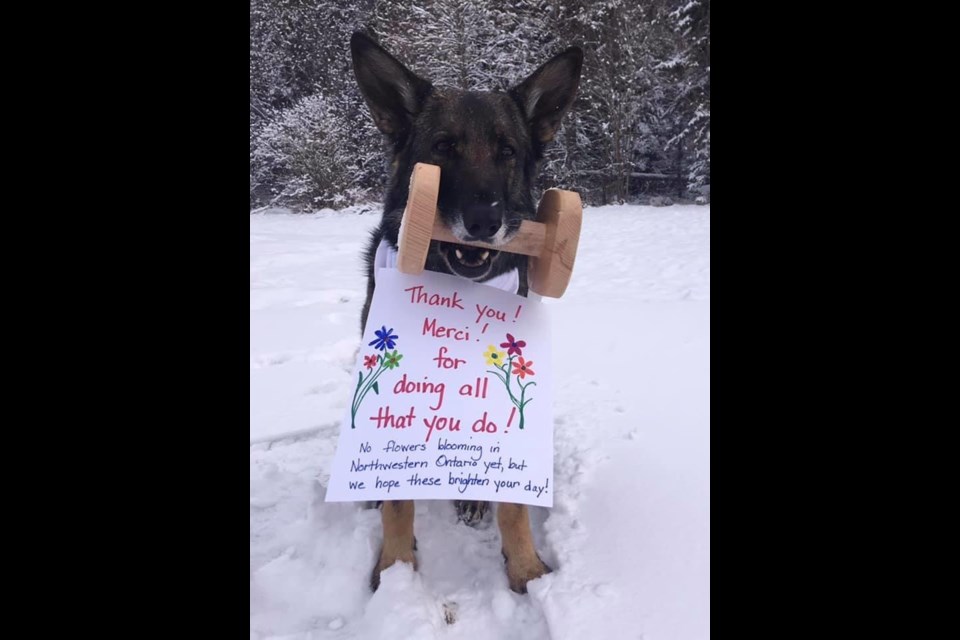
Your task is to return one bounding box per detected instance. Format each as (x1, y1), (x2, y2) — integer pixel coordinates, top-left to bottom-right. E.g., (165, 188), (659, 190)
(351, 32), (582, 281)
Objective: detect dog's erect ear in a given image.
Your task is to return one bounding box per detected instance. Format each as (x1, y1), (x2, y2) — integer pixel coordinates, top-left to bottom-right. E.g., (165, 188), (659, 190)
(350, 32), (432, 138)
(510, 47), (583, 143)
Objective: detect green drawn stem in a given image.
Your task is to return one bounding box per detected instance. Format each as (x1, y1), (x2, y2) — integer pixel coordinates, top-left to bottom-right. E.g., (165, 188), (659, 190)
(487, 356), (536, 429)
(515, 378), (536, 429)
(351, 359), (386, 428)
(519, 380), (536, 408)
(486, 368), (508, 387)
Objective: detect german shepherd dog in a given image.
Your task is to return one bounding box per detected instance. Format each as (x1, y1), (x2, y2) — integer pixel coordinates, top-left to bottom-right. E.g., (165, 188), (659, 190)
(350, 31), (582, 594)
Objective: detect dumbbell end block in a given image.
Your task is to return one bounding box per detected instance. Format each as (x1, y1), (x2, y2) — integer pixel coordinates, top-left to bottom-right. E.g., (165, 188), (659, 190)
(396, 163), (441, 275)
(528, 189), (583, 298)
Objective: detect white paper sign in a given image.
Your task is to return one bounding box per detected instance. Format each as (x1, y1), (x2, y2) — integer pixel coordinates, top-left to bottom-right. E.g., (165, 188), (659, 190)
(325, 268), (553, 507)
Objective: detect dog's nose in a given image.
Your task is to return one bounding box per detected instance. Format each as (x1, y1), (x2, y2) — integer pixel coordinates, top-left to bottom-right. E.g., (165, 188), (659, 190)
(462, 204), (502, 240)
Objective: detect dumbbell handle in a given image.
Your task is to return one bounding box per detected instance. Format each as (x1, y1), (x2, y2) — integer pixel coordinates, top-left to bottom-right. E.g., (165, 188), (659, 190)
(431, 218), (547, 257)
(398, 163), (581, 298)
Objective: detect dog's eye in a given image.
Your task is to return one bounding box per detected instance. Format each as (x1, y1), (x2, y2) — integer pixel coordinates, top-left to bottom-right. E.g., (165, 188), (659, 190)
(500, 145), (516, 158)
(433, 140), (455, 154)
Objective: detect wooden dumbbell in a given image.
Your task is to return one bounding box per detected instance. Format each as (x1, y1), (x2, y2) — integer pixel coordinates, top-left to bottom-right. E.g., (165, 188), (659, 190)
(396, 163), (583, 298)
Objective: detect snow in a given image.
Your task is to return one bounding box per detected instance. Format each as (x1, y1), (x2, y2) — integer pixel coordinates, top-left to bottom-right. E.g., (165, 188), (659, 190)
(250, 203), (710, 639)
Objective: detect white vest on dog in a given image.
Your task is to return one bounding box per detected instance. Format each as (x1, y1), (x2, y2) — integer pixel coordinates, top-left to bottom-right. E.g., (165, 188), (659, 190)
(374, 239), (520, 295)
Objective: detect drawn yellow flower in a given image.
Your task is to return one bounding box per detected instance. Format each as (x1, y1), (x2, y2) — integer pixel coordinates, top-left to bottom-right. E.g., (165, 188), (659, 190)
(483, 345), (508, 367)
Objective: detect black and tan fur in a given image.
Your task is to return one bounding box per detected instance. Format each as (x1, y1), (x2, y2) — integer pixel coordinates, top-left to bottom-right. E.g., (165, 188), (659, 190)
(350, 31), (582, 594)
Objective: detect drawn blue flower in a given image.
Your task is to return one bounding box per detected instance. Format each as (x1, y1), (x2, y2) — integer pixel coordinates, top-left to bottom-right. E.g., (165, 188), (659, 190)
(368, 325), (398, 351)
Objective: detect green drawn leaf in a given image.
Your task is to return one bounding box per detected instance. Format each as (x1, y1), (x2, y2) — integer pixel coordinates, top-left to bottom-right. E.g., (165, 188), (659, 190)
(372, 381), (379, 395)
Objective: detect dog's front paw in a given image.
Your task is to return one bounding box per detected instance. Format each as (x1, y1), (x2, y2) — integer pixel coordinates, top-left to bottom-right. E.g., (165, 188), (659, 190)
(370, 539), (418, 591)
(503, 550), (552, 594)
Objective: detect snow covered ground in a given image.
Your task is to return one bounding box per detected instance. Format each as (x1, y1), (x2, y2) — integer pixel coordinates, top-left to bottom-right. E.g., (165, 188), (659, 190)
(250, 204), (710, 639)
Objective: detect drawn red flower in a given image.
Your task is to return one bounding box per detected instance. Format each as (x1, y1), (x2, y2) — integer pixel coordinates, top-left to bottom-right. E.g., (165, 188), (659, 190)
(363, 354), (379, 369)
(500, 333), (527, 357)
(512, 357), (535, 379)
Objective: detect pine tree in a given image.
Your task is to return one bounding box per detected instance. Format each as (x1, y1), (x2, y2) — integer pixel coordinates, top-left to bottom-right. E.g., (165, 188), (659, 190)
(250, 0), (709, 209)
(663, 0), (710, 193)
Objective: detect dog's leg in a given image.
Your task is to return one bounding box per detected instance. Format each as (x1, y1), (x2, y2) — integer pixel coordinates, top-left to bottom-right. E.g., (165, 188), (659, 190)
(497, 502), (552, 593)
(371, 499), (417, 591)
(454, 500), (489, 526)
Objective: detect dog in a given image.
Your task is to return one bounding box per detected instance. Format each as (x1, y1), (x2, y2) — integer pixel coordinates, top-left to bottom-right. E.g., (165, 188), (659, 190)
(350, 30), (582, 594)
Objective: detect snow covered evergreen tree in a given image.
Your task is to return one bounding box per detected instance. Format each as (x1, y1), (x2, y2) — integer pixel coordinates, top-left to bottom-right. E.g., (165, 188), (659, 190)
(661, 0), (709, 193)
(250, 0), (710, 210)
(250, 0), (381, 208)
